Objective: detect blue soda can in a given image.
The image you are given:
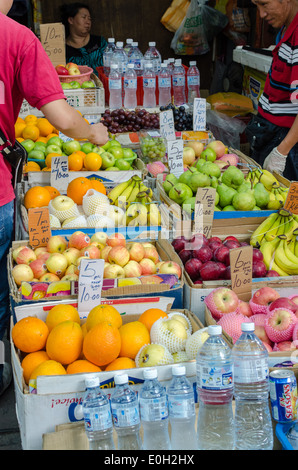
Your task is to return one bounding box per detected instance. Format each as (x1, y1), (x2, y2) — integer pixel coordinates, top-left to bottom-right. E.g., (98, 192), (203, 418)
(269, 370), (298, 423)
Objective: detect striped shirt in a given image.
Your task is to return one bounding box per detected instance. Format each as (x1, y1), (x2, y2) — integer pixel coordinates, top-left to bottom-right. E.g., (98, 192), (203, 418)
(258, 12), (298, 128)
(66, 34), (107, 76)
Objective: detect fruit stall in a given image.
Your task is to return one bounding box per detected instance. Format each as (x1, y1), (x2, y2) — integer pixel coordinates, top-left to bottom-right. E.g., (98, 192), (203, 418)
(8, 53), (298, 451)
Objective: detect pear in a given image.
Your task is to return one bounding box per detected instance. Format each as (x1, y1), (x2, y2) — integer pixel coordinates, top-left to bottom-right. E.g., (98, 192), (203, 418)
(163, 174), (178, 194)
(222, 166), (244, 189)
(200, 161), (221, 179)
(253, 182), (270, 209)
(178, 167), (198, 186)
(232, 191), (256, 211)
(189, 172), (211, 193)
(169, 183), (193, 205)
(217, 182), (237, 208)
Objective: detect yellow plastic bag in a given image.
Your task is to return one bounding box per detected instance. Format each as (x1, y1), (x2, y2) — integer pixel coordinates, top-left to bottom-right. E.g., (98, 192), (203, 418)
(161, 0), (190, 32)
(207, 92), (254, 117)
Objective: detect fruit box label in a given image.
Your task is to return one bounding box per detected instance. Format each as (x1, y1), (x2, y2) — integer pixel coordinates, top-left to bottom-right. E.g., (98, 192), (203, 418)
(229, 245), (253, 301)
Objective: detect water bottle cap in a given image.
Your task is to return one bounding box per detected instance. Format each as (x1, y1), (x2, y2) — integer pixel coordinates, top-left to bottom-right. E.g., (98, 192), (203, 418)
(85, 375), (100, 388)
(172, 365), (185, 376)
(145, 62), (153, 68)
(143, 368), (157, 379)
(149, 41), (156, 47)
(161, 63), (167, 68)
(127, 63), (134, 68)
(110, 63), (118, 69)
(132, 42), (138, 46)
(116, 41), (123, 47)
(114, 373), (128, 384)
(168, 58), (175, 63)
(189, 61), (197, 66)
(108, 38), (115, 42)
(126, 38), (133, 43)
(241, 322), (255, 332)
(208, 325), (222, 335)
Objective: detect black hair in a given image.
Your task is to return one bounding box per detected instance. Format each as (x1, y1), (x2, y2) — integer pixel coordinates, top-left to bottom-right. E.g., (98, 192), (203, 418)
(60, 3), (91, 35)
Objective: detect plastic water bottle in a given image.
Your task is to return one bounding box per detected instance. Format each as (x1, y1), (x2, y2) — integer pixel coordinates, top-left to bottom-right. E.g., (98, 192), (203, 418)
(110, 373), (142, 450)
(158, 63), (171, 107)
(167, 365), (197, 450)
(187, 60), (200, 106)
(232, 322), (274, 450)
(111, 41), (128, 76)
(144, 41), (161, 74)
(143, 63), (156, 108)
(196, 325), (234, 450)
(103, 38), (115, 75)
(139, 368), (171, 450)
(172, 59), (186, 106)
(82, 376), (115, 450)
(124, 63), (137, 109)
(124, 38), (133, 55)
(109, 64), (122, 109)
(167, 58), (175, 76)
(128, 42), (144, 76)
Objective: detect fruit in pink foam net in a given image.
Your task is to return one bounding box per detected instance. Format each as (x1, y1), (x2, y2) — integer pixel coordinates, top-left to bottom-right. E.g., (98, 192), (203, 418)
(204, 287), (240, 320)
(218, 312), (250, 343)
(264, 308), (298, 343)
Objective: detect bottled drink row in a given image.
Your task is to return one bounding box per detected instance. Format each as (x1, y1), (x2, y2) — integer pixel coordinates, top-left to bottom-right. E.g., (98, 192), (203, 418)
(104, 39), (200, 109)
(82, 322), (281, 451)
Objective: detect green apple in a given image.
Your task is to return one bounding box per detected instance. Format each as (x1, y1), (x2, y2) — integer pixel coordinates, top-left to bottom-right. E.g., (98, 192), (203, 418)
(80, 142), (94, 154)
(81, 80), (95, 88)
(122, 148), (134, 159)
(45, 145), (63, 156)
(109, 140), (122, 148)
(101, 140), (111, 151)
(70, 81), (81, 89)
(109, 146), (123, 160)
(92, 146), (105, 155)
(34, 142), (47, 152)
(61, 82), (73, 90)
(115, 158), (132, 171)
(62, 140), (81, 155)
(101, 151), (115, 170)
(200, 148), (217, 162)
(28, 149), (45, 161)
(105, 166), (120, 171)
(47, 136), (63, 147)
(21, 139), (35, 153)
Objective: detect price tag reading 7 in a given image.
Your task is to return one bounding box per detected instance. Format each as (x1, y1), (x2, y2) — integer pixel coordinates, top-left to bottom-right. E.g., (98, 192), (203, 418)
(167, 139), (184, 177)
(78, 259), (105, 314)
(28, 207), (52, 248)
(160, 110), (176, 141)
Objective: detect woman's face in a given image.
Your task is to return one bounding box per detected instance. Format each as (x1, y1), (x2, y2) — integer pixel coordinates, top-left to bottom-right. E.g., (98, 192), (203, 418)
(68, 8), (91, 36)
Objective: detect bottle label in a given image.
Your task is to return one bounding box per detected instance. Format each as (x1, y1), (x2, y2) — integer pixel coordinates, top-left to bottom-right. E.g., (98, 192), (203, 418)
(197, 363), (233, 391)
(168, 396), (195, 419)
(83, 404), (112, 432)
(173, 76), (185, 87)
(159, 77), (171, 88)
(109, 79), (122, 90)
(132, 59), (143, 70)
(111, 403), (140, 428)
(124, 78), (137, 89)
(234, 358), (269, 383)
(143, 78), (156, 88)
(187, 76), (200, 86)
(139, 396), (169, 421)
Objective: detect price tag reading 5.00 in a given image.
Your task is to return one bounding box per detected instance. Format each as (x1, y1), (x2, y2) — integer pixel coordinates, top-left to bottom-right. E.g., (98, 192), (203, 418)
(167, 139), (184, 178)
(78, 259), (105, 314)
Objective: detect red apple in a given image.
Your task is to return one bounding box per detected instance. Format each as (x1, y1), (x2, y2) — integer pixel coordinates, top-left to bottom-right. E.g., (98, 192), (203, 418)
(187, 233), (208, 250)
(238, 300), (253, 317)
(213, 245), (230, 265)
(172, 237), (186, 253)
(108, 246), (130, 267)
(223, 239), (241, 250)
(265, 308), (298, 343)
(252, 260), (267, 278)
(262, 341), (273, 353)
(268, 297), (297, 314)
(56, 64), (69, 75)
(199, 261), (223, 281)
(224, 265), (231, 280)
(159, 261), (181, 278)
(254, 325), (273, 345)
(208, 239), (223, 253)
(273, 341), (296, 352)
(252, 248), (264, 263)
(204, 287), (240, 319)
(266, 270), (280, 277)
(178, 249), (193, 265)
(193, 245), (213, 263)
(185, 258), (203, 282)
(251, 287), (280, 306)
(224, 236), (240, 243)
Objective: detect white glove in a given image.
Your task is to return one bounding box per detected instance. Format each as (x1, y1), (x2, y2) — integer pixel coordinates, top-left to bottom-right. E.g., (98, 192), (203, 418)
(263, 147), (287, 175)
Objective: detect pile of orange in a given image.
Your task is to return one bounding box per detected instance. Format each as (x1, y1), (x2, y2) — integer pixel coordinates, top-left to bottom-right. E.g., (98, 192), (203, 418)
(15, 115), (58, 144)
(13, 304), (168, 386)
(23, 185), (60, 209)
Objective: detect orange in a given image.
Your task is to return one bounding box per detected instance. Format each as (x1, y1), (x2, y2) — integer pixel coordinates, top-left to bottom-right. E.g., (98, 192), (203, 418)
(22, 125), (40, 141)
(24, 114), (38, 125)
(86, 304), (122, 332)
(118, 321), (150, 360)
(36, 118), (54, 137)
(21, 350), (50, 385)
(16, 137), (24, 143)
(66, 359), (102, 374)
(67, 176), (93, 205)
(16, 117), (25, 124)
(138, 308), (168, 332)
(45, 304), (81, 332)
(23, 161), (41, 172)
(46, 133), (60, 142)
(15, 121), (26, 138)
(45, 152), (61, 168)
(105, 357), (136, 371)
(81, 322), (88, 338)
(68, 152), (84, 171)
(89, 179), (107, 195)
(84, 152), (102, 171)
(83, 321), (121, 367)
(24, 185), (52, 209)
(35, 136), (48, 144)
(75, 150), (86, 159)
(44, 185), (61, 200)
(46, 320), (84, 365)
(12, 316), (49, 353)
(29, 360), (66, 383)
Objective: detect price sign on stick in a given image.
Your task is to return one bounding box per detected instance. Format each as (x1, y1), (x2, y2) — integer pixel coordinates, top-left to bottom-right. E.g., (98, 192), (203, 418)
(50, 156), (70, 193)
(284, 182), (298, 214)
(167, 139), (184, 178)
(193, 98), (206, 131)
(40, 23), (66, 67)
(193, 187), (216, 238)
(78, 259), (105, 313)
(229, 245), (253, 301)
(160, 110), (176, 141)
(28, 207), (51, 248)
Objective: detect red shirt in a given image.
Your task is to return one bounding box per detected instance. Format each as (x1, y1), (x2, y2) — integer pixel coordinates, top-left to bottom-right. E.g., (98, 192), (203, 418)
(0, 13), (65, 206)
(258, 12), (298, 128)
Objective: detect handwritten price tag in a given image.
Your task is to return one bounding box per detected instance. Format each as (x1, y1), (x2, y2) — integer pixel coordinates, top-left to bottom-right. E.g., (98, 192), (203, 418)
(229, 245), (253, 301)
(160, 110), (176, 141)
(28, 207), (52, 248)
(284, 182), (298, 214)
(78, 259), (105, 313)
(167, 139), (184, 178)
(50, 156), (70, 193)
(193, 187), (216, 238)
(40, 23), (66, 67)
(193, 98), (206, 132)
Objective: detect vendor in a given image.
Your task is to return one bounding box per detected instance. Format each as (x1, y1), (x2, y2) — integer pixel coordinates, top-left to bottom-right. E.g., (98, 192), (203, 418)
(245, 0), (298, 179)
(60, 2), (107, 76)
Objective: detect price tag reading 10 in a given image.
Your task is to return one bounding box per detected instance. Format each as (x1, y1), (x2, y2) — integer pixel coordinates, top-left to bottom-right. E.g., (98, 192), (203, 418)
(78, 258), (105, 313)
(167, 139), (184, 178)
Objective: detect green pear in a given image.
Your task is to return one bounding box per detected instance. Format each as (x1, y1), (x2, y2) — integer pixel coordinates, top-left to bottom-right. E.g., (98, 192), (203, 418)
(182, 196), (196, 214)
(194, 158), (207, 171)
(210, 176), (218, 189)
(163, 174), (178, 194)
(169, 183), (193, 205)
(221, 166), (244, 189)
(189, 172), (211, 193)
(178, 167), (198, 186)
(253, 182), (270, 209)
(222, 205), (236, 211)
(217, 182), (237, 208)
(232, 191), (256, 211)
(200, 161), (221, 179)
(237, 181), (253, 193)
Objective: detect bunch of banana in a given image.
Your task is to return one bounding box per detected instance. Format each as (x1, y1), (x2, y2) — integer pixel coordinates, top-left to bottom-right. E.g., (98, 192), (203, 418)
(271, 234), (298, 276)
(245, 167), (280, 191)
(272, 182), (289, 205)
(108, 176), (152, 209)
(259, 236), (288, 276)
(250, 208), (298, 247)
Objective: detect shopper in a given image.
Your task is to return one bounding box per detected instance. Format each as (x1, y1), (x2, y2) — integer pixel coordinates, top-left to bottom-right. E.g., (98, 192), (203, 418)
(245, 0), (298, 179)
(60, 3), (107, 75)
(0, 0), (108, 396)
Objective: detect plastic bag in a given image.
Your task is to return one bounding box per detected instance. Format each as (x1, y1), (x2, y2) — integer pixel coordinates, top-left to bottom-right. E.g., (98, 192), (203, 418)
(206, 109), (247, 149)
(161, 0), (191, 32)
(207, 92), (254, 116)
(201, 5), (229, 42)
(171, 0), (209, 55)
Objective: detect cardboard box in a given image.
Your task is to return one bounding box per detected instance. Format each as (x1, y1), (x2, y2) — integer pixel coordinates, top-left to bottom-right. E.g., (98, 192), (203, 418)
(11, 298), (203, 449)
